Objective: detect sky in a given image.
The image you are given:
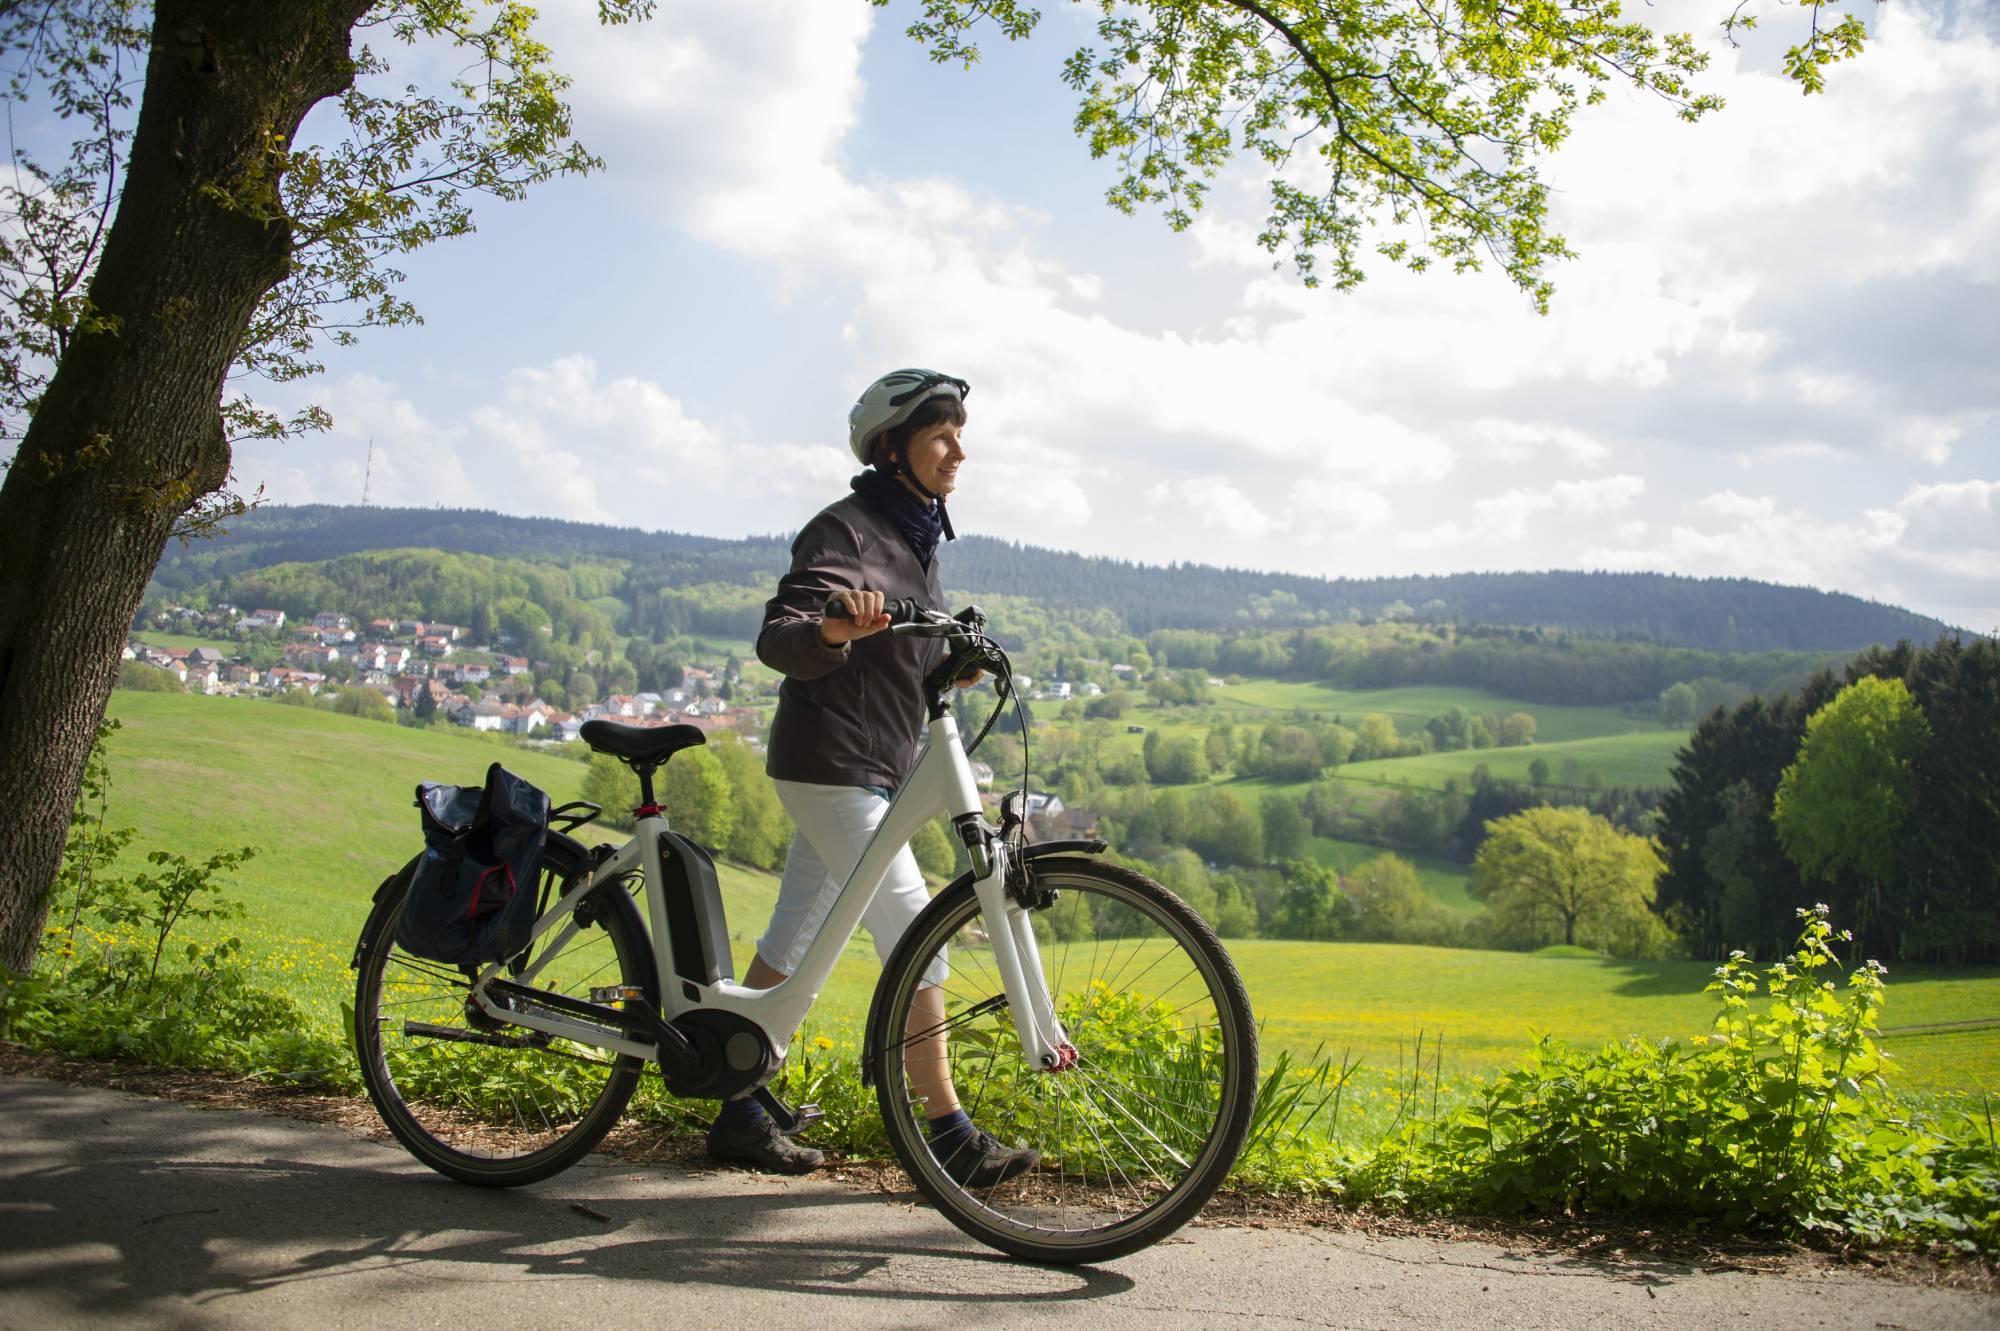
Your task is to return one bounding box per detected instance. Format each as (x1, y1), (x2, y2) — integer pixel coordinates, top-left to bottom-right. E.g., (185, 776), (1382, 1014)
(226, 0), (1998, 631)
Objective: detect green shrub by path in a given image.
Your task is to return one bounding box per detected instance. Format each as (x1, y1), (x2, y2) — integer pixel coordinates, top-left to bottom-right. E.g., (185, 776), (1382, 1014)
(1342, 909), (2000, 1253)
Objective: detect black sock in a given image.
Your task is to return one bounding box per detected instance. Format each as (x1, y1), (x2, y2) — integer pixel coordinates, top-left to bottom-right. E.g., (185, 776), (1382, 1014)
(927, 1107), (974, 1154)
(715, 1096), (766, 1130)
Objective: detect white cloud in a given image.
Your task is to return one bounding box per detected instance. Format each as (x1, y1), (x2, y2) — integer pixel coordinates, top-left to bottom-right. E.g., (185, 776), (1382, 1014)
(1471, 419), (1610, 466)
(1148, 478), (1279, 540)
(1472, 489), (1559, 541)
(1732, 441), (1837, 469)
(1552, 475), (1646, 513)
(241, 358), (852, 534)
(1695, 490), (1778, 522)
(1892, 414), (1976, 465)
(1581, 478), (2000, 627)
(1290, 480), (1395, 535)
(1885, 478), (2000, 579)
(1404, 474), (1646, 545)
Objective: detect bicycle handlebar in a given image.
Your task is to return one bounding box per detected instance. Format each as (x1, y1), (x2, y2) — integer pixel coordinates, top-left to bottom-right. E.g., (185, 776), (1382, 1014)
(822, 594), (923, 625)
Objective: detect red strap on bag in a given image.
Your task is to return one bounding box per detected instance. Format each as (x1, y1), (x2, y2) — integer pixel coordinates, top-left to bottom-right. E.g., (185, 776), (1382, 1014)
(467, 862), (517, 920)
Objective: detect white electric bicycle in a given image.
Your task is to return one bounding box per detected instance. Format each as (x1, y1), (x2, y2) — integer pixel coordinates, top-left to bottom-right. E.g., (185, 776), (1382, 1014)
(351, 602), (1257, 1264)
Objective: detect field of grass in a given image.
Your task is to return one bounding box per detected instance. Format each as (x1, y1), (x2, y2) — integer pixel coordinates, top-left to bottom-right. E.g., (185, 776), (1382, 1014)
(1223, 938), (2000, 1100)
(1060, 676), (1687, 796)
(78, 692), (2000, 1109)
(1209, 679), (1658, 745)
(1338, 730), (1691, 794)
(130, 629), (232, 652)
(1304, 835), (1478, 912)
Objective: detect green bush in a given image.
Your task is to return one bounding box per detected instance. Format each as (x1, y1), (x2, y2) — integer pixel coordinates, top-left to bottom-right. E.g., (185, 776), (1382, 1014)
(3, 722), (354, 1090)
(1349, 906), (1998, 1252)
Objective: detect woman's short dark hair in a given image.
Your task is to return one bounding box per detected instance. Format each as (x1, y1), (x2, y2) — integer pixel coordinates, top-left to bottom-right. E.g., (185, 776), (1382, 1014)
(874, 395), (967, 468)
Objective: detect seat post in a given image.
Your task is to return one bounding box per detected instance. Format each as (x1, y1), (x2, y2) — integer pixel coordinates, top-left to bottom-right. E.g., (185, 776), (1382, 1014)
(634, 762), (659, 811)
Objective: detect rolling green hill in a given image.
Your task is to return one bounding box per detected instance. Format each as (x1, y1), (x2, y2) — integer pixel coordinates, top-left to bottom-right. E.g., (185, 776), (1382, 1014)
(85, 692), (1998, 1102)
(152, 503), (1957, 651)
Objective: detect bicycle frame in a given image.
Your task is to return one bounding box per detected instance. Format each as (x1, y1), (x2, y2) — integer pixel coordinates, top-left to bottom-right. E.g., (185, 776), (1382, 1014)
(466, 709), (1072, 1073)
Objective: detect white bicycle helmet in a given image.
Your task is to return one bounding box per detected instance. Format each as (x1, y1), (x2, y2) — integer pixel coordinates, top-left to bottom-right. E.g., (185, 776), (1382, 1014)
(847, 368), (970, 466)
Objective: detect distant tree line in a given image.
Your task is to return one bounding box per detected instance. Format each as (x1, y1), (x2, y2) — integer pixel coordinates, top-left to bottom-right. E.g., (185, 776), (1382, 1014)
(150, 505), (1954, 655)
(1656, 635), (2000, 963)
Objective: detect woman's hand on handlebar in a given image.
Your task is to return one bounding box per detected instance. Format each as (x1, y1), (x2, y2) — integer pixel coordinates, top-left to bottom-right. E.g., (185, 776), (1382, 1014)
(820, 588), (893, 646)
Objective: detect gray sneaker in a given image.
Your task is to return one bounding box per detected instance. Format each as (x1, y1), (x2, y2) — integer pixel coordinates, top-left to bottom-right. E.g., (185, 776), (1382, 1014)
(707, 1114), (825, 1175)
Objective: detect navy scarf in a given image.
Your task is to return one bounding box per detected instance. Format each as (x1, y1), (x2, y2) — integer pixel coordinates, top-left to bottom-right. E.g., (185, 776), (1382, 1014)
(851, 468), (950, 569)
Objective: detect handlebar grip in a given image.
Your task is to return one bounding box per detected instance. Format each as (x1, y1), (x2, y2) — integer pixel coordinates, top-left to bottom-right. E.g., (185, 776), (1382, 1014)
(822, 595), (920, 624)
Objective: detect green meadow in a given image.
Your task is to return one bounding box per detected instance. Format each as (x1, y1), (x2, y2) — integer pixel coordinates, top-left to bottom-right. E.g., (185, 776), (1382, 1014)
(1304, 835), (1480, 912)
(84, 692), (2000, 1112)
(1209, 678), (1652, 745)
(1337, 730), (1691, 794)
(129, 629), (230, 653)
(1046, 674), (1688, 796)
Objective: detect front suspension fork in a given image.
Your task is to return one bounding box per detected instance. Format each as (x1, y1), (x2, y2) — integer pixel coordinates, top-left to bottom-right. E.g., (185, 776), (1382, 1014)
(967, 839), (1074, 1070)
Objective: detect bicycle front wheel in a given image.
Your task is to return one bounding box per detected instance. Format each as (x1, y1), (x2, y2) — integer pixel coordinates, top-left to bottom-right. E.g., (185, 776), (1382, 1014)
(353, 839), (652, 1187)
(869, 858), (1257, 1264)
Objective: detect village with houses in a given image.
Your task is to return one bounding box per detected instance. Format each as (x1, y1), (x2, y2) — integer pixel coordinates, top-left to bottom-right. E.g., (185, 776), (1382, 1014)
(123, 602), (1120, 840)
(123, 604), (764, 747)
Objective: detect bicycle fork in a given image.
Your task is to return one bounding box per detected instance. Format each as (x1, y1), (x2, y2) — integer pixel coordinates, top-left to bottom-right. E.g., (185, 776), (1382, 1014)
(971, 842), (1076, 1072)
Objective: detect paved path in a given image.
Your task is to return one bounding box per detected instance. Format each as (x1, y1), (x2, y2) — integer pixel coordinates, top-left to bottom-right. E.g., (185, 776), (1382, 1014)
(1, 1074), (1993, 1330)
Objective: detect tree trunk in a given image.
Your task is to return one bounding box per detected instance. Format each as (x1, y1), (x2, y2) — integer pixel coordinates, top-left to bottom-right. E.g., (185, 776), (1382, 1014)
(0, 0), (369, 974)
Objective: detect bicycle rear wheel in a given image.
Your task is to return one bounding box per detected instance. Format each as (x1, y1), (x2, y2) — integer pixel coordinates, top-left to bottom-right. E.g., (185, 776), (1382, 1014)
(352, 839), (653, 1186)
(869, 858), (1257, 1264)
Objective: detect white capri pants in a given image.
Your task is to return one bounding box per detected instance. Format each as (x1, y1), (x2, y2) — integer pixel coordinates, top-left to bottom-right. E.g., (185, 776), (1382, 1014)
(759, 780), (946, 986)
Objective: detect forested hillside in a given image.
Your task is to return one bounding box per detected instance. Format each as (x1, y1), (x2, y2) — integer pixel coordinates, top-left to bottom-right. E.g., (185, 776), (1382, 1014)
(147, 504), (1955, 653)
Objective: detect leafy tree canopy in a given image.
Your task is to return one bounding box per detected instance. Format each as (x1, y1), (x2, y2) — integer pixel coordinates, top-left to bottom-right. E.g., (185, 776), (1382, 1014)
(1773, 675), (1931, 888)
(887, 0), (1868, 308)
(1471, 805), (1665, 952)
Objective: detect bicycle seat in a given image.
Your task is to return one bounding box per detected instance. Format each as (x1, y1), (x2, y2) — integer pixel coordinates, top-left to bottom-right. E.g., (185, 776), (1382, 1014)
(578, 720), (707, 766)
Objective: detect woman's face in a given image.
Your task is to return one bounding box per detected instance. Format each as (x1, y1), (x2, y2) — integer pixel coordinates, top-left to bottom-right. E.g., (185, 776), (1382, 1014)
(897, 418), (966, 498)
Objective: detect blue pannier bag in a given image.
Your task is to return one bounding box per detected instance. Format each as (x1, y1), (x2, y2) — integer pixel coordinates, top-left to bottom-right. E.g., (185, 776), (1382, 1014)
(394, 762), (551, 965)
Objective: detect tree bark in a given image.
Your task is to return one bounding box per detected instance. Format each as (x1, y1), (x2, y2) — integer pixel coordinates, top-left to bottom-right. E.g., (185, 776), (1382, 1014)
(0, 0), (370, 974)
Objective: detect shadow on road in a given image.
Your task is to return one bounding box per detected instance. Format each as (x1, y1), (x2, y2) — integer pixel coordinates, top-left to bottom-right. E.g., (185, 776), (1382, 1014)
(0, 1078), (1135, 1320)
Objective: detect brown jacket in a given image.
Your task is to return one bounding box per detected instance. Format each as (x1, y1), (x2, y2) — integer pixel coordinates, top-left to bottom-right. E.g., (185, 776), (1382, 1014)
(758, 493), (946, 790)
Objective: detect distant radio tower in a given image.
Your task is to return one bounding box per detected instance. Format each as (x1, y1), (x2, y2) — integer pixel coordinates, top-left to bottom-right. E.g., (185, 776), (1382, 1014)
(361, 437), (375, 506)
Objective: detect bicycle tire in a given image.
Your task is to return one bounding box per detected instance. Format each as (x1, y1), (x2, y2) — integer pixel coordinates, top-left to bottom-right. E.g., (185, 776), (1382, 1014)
(868, 858), (1257, 1264)
(352, 838), (653, 1187)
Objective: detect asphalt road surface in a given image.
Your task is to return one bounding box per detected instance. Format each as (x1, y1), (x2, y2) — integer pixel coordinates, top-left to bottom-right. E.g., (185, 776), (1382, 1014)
(1, 1074), (1994, 1330)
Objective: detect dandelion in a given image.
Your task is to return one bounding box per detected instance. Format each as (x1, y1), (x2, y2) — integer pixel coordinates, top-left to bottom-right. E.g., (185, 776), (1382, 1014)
(813, 1036), (834, 1051)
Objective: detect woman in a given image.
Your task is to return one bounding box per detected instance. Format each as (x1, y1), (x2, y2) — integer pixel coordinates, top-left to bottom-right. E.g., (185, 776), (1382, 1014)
(709, 369), (1036, 1186)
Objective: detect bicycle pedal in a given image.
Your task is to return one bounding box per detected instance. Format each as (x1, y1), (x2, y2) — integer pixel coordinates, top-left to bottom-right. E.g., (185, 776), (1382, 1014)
(752, 1087), (823, 1135)
(589, 984), (647, 1005)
